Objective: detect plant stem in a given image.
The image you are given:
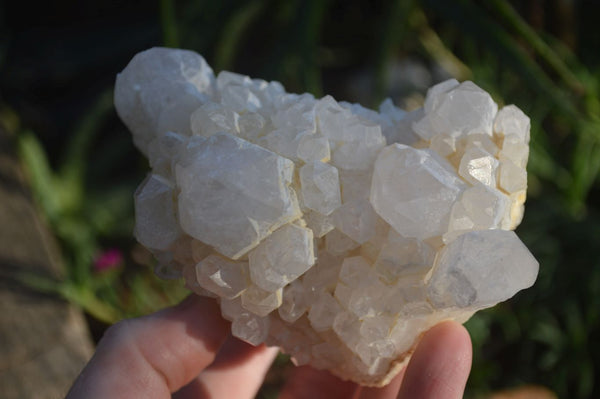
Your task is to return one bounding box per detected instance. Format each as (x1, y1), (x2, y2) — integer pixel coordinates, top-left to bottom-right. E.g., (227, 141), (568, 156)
(488, 0), (585, 96)
(160, 0), (180, 48)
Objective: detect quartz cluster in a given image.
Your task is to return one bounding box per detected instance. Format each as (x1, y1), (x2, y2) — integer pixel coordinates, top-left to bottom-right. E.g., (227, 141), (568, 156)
(115, 47), (539, 386)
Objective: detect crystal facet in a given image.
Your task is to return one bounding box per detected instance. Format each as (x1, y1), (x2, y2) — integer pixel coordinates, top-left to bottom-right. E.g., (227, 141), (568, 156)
(175, 132), (300, 259)
(370, 144), (467, 240)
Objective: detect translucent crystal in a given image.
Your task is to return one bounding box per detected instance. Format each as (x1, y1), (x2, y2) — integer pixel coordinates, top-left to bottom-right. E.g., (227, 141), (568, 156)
(146, 131), (186, 178)
(370, 144), (466, 239)
(248, 224), (315, 291)
(182, 262), (216, 298)
(464, 133), (499, 156)
(237, 112), (266, 142)
(302, 251), (343, 296)
(330, 126), (386, 171)
(444, 185), (509, 243)
(176, 132), (300, 259)
(241, 285), (283, 317)
(381, 106), (423, 146)
(498, 159), (527, 194)
(297, 135), (331, 163)
(218, 72), (262, 113)
(374, 229), (435, 283)
(333, 311), (362, 349)
(360, 315), (393, 341)
(190, 102), (239, 137)
(272, 93), (317, 132)
(389, 316), (431, 353)
(499, 137), (529, 169)
(118, 48), (539, 387)
(430, 133), (456, 157)
(217, 70), (252, 88)
(316, 95), (352, 141)
(413, 81), (498, 141)
(338, 168), (373, 202)
(347, 278), (387, 318)
(220, 297), (245, 321)
(196, 255), (250, 299)
(423, 79), (460, 113)
(494, 104), (531, 143)
(325, 229), (360, 255)
(428, 230), (538, 308)
(299, 161), (342, 216)
(231, 313), (271, 346)
(331, 199), (380, 244)
(303, 210), (334, 238)
(115, 47), (215, 155)
(458, 146), (500, 187)
(134, 174), (182, 250)
(221, 297), (271, 345)
(279, 280), (310, 323)
(257, 128), (312, 161)
(359, 221), (389, 262)
(308, 292), (342, 332)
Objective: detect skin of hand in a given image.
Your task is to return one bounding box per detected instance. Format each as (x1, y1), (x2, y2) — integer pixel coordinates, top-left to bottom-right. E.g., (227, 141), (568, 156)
(66, 295), (472, 399)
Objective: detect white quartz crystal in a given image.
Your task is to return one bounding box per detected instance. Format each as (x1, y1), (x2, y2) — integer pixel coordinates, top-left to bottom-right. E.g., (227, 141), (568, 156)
(175, 131), (300, 259)
(427, 230), (538, 308)
(248, 224), (315, 292)
(196, 255), (249, 299)
(115, 48), (215, 156)
(299, 161), (342, 215)
(241, 285), (283, 317)
(134, 174), (182, 250)
(117, 47), (539, 387)
(413, 80), (498, 140)
(494, 104), (531, 143)
(458, 146), (499, 187)
(370, 144), (467, 240)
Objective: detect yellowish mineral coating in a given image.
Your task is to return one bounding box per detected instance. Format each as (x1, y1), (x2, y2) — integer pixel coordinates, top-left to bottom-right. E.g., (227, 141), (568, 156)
(116, 47), (539, 386)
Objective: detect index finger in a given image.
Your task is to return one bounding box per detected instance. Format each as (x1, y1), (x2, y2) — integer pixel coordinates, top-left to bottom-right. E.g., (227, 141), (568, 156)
(66, 295), (230, 399)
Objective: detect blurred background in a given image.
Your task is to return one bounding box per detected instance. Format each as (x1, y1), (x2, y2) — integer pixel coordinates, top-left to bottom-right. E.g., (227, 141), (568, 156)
(1, 0), (599, 397)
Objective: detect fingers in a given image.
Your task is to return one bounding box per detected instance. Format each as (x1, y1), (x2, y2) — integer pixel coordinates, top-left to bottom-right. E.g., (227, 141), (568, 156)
(278, 365), (359, 399)
(67, 295), (472, 399)
(396, 320), (472, 399)
(278, 321), (471, 399)
(174, 335), (279, 399)
(356, 368), (405, 399)
(66, 295), (230, 399)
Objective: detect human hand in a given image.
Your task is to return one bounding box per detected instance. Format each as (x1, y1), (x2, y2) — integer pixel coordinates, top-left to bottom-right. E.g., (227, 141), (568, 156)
(66, 295), (472, 399)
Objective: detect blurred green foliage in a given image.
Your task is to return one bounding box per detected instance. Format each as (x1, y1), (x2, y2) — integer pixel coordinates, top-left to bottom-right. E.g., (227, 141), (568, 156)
(1, 0), (599, 397)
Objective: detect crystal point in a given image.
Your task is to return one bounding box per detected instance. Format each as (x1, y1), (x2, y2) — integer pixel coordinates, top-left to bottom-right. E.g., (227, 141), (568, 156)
(176, 132), (300, 259)
(428, 230), (538, 308)
(370, 144), (466, 240)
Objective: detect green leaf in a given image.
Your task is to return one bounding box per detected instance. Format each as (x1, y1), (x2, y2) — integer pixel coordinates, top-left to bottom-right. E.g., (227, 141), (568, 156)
(160, 0), (180, 48)
(487, 0), (586, 95)
(59, 283), (121, 324)
(214, 1), (266, 71)
(568, 129), (600, 214)
(17, 131), (62, 220)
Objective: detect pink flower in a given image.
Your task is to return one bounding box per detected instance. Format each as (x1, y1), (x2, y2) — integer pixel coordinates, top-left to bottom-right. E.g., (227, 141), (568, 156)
(93, 248), (123, 272)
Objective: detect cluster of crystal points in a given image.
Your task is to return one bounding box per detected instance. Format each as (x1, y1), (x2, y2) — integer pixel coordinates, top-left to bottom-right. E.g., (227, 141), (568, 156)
(116, 48), (539, 386)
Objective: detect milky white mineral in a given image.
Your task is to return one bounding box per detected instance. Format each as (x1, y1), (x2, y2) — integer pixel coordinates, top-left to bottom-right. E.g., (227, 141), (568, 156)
(115, 47), (539, 386)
